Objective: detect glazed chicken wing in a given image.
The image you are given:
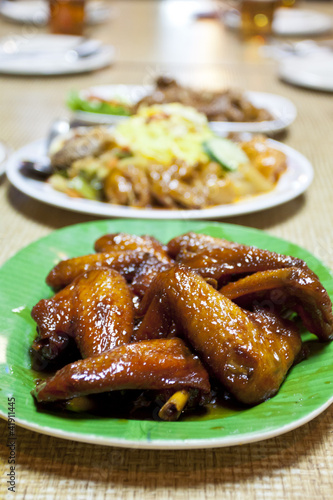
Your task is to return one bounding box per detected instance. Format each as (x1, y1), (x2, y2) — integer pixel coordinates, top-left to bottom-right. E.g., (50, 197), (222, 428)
(94, 232), (171, 262)
(136, 266), (302, 405)
(167, 232), (238, 259)
(179, 246), (308, 283)
(220, 267), (333, 341)
(33, 338), (210, 403)
(93, 233), (174, 299)
(32, 268), (134, 359)
(72, 268), (134, 357)
(46, 250), (162, 290)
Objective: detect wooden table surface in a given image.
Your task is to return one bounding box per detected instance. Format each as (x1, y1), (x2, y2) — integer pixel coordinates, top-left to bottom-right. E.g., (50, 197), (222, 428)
(1, 1), (333, 498)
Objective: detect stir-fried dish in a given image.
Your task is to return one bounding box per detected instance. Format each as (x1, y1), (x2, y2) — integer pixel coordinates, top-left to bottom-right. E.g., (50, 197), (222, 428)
(68, 76), (274, 123)
(49, 104), (286, 209)
(31, 231), (333, 421)
(133, 76), (273, 123)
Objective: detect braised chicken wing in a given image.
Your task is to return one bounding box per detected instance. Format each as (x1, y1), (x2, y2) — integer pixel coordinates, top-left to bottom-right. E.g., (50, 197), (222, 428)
(46, 250), (162, 290)
(220, 267), (333, 341)
(33, 338), (210, 403)
(33, 268), (134, 359)
(167, 231), (238, 259)
(179, 246), (308, 283)
(136, 266), (302, 405)
(94, 232), (170, 262)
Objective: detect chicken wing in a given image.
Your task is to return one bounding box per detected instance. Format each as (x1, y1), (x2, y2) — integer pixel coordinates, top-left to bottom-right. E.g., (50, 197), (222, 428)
(130, 255), (173, 299)
(220, 267), (333, 341)
(46, 250), (160, 290)
(33, 338), (210, 403)
(136, 266), (302, 405)
(32, 268), (134, 359)
(167, 232), (238, 259)
(72, 268), (134, 357)
(94, 232), (171, 262)
(93, 233), (174, 299)
(179, 246), (307, 282)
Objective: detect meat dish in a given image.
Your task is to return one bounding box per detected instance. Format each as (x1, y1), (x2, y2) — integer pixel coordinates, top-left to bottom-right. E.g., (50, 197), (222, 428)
(30, 231), (333, 421)
(68, 76), (274, 124)
(48, 104), (287, 209)
(133, 76), (273, 123)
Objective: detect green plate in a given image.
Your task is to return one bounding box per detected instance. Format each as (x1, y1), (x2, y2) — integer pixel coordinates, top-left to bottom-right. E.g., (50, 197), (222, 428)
(1, 219), (333, 449)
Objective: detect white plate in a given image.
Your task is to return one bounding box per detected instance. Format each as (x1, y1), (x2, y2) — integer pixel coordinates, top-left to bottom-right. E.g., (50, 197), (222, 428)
(71, 84), (297, 134)
(0, 35), (114, 76)
(6, 137), (313, 219)
(279, 54), (333, 92)
(223, 8), (333, 37)
(0, 0), (112, 26)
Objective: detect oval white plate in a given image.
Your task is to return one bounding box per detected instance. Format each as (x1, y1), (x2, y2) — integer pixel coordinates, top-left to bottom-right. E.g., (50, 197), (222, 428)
(71, 84), (297, 134)
(223, 8), (333, 37)
(0, 35), (114, 76)
(279, 54), (333, 92)
(6, 138), (313, 219)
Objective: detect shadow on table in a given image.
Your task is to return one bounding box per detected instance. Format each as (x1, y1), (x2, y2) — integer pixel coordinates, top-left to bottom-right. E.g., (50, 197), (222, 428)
(7, 185), (306, 233)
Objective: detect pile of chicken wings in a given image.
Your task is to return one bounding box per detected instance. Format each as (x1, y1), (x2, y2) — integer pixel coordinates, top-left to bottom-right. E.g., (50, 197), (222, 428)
(31, 231), (333, 420)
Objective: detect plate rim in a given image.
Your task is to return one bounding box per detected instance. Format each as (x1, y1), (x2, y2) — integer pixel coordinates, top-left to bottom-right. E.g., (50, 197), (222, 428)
(5, 137), (313, 219)
(0, 34), (114, 76)
(279, 56), (333, 93)
(1, 392), (333, 450)
(0, 219), (333, 449)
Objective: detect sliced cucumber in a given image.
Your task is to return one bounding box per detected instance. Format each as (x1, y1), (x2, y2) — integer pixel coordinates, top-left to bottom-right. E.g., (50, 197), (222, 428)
(203, 137), (249, 172)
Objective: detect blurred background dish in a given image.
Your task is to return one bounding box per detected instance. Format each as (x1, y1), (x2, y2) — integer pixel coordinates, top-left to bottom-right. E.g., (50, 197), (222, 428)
(0, 0), (112, 26)
(68, 84), (297, 134)
(6, 135), (313, 219)
(279, 53), (333, 92)
(223, 7), (333, 36)
(0, 34), (114, 75)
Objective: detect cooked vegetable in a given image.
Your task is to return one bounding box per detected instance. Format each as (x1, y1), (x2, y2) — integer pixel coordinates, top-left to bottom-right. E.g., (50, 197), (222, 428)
(203, 137), (249, 172)
(67, 89), (132, 116)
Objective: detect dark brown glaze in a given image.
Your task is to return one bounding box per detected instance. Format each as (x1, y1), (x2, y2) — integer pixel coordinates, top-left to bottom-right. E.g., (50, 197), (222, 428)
(30, 332), (72, 370)
(136, 266), (302, 405)
(32, 280), (76, 339)
(220, 267), (333, 341)
(94, 233), (171, 262)
(33, 338), (211, 402)
(46, 250), (160, 290)
(167, 232), (238, 260)
(33, 268), (134, 359)
(73, 268), (134, 358)
(179, 246), (307, 283)
(130, 255), (174, 299)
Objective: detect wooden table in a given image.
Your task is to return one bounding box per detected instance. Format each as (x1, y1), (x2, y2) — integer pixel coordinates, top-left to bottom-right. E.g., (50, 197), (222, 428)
(1, 1), (333, 498)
